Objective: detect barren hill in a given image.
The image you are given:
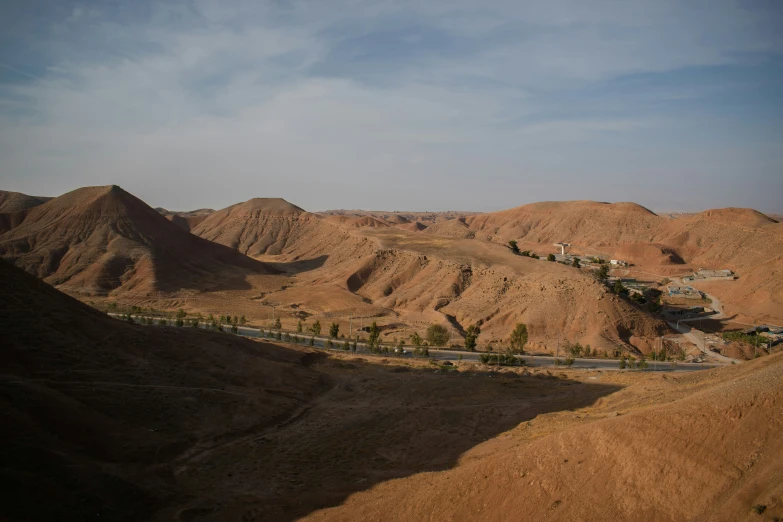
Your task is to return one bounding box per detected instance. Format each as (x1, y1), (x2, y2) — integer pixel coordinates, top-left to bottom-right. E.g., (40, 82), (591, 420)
(465, 200), (660, 245)
(0, 259), (325, 522)
(192, 197), (377, 270)
(0, 186), (272, 294)
(457, 200), (783, 324)
(155, 207), (215, 231)
(307, 353), (783, 522)
(0, 190), (52, 212)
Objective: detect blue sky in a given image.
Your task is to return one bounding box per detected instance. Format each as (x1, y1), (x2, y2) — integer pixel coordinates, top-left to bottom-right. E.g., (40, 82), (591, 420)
(0, 0), (782, 213)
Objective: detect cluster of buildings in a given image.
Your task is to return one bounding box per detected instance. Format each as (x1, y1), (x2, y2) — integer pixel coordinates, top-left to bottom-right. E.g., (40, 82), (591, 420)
(667, 285), (704, 300)
(683, 269), (735, 282)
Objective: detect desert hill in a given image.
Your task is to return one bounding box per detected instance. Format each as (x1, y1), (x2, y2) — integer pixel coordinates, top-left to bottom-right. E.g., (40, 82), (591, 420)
(306, 352), (783, 522)
(155, 207), (215, 231)
(192, 197), (377, 269)
(0, 186), (273, 294)
(191, 198), (666, 353)
(0, 259), (325, 522)
(464, 200), (661, 245)
(0, 190), (52, 212)
(447, 200), (783, 324)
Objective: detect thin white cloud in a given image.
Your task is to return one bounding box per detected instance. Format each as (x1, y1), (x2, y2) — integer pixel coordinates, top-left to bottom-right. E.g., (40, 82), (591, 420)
(0, 0), (781, 212)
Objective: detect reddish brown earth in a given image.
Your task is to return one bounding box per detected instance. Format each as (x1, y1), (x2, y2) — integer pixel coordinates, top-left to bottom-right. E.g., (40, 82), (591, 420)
(3, 259), (781, 522)
(0, 190), (52, 212)
(306, 354), (783, 522)
(0, 186), (274, 295)
(188, 198), (666, 355)
(156, 207), (215, 232)
(458, 202), (782, 325)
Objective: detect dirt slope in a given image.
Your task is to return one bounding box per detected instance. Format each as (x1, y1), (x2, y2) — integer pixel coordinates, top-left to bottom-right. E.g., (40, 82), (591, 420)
(156, 207), (215, 232)
(191, 199), (665, 353)
(0, 190), (52, 212)
(0, 186), (272, 294)
(461, 201), (783, 324)
(0, 260), (326, 522)
(306, 353), (783, 522)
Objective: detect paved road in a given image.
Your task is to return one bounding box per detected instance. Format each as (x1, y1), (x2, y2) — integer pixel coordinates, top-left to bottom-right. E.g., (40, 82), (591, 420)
(111, 315), (721, 373)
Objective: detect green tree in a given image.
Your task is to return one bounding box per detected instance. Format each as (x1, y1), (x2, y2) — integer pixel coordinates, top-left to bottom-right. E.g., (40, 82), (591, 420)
(368, 322), (380, 348)
(410, 332), (423, 346)
(311, 320), (322, 336)
(396, 338), (404, 353)
(619, 357), (627, 369)
(426, 324), (449, 347)
(508, 240), (520, 254)
(597, 264), (610, 281)
(329, 322), (340, 338)
(572, 258), (581, 268)
(520, 250), (531, 257)
(240, 315), (247, 325)
(464, 324), (481, 351)
(176, 309), (187, 319)
(613, 280), (628, 295)
(509, 323), (528, 353)
(297, 320), (303, 333)
(547, 253), (556, 262)
(273, 317), (282, 330)
(231, 324), (238, 334)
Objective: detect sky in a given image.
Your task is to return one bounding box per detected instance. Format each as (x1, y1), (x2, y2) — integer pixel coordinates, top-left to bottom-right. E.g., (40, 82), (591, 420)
(0, 0), (782, 214)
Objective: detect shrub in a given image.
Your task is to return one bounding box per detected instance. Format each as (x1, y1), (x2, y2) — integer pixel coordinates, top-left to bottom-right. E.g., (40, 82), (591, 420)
(309, 336), (315, 346)
(751, 505), (766, 515)
(158, 318), (167, 326)
(175, 318), (184, 328)
(508, 240), (520, 254)
(297, 320), (303, 333)
(329, 322), (339, 338)
(572, 258), (581, 268)
(231, 324), (238, 334)
(547, 253), (556, 262)
(176, 309), (187, 319)
(618, 358), (627, 369)
(310, 320), (321, 336)
(410, 332), (423, 346)
(509, 323), (528, 353)
(368, 322), (380, 348)
(240, 315), (246, 325)
(275, 331), (282, 340)
(273, 317), (282, 330)
(426, 324), (449, 347)
(597, 264), (609, 280)
(564, 357), (574, 366)
(464, 324), (481, 352)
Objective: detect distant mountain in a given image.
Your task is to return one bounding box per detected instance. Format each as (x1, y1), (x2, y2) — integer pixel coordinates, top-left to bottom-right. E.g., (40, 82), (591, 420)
(0, 185), (273, 294)
(0, 190), (52, 213)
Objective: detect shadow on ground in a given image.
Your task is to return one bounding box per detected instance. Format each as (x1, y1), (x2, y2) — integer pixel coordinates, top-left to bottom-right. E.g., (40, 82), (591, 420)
(166, 356), (622, 522)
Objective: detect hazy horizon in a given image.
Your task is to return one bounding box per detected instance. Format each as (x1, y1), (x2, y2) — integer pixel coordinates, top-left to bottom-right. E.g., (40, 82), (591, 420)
(1, 0), (782, 214)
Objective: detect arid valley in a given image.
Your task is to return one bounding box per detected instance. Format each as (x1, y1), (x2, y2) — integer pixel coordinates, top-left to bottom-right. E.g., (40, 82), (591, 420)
(2, 186), (782, 521)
